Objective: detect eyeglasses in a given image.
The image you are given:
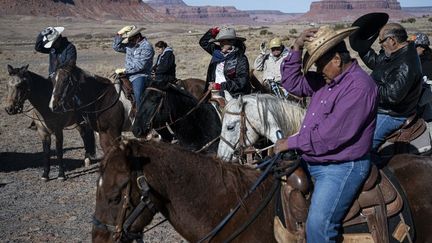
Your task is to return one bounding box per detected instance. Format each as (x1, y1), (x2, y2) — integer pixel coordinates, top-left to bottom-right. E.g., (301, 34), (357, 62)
(378, 36), (393, 44)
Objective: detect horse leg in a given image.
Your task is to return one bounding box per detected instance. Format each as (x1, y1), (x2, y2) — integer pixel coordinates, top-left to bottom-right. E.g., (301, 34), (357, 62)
(40, 135), (51, 181)
(77, 123), (96, 167)
(55, 131), (66, 181)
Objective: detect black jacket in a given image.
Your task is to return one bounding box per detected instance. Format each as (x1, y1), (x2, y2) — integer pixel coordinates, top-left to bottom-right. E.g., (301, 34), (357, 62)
(360, 42), (422, 117)
(199, 30), (251, 97)
(153, 47), (176, 83)
(420, 49), (432, 80)
(35, 34), (77, 77)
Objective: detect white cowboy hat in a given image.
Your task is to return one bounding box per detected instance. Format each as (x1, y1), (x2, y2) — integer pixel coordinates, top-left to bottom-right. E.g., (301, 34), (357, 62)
(43, 27), (65, 48)
(302, 25), (358, 72)
(121, 26), (146, 44)
(209, 27), (246, 43)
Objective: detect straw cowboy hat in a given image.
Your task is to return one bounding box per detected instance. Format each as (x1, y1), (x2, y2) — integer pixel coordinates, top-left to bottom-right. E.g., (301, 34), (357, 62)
(43, 26), (64, 48)
(121, 26), (146, 44)
(349, 12), (389, 53)
(302, 25), (359, 72)
(269, 38), (282, 48)
(209, 27), (246, 43)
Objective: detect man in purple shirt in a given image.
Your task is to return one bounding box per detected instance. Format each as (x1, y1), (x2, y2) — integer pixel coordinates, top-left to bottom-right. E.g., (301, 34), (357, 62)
(275, 26), (378, 242)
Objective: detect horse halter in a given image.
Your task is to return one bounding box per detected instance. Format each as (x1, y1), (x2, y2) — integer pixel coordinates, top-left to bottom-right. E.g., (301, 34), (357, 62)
(220, 99), (260, 163)
(92, 174), (157, 243)
(7, 79), (30, 114)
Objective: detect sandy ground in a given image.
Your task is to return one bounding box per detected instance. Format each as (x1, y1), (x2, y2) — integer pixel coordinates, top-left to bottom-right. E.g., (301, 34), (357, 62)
(1, 15), (431, 242)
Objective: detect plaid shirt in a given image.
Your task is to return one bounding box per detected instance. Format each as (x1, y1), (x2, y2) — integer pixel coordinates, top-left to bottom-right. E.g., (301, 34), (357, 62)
(113, 35), (154, 82)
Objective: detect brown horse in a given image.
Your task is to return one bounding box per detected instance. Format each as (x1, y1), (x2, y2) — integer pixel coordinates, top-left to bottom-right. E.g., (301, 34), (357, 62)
(50, 65), (131, 154)
(176, 78), (206, 100)
(5, 64), (96, 181)
(93, 139), (432, 242)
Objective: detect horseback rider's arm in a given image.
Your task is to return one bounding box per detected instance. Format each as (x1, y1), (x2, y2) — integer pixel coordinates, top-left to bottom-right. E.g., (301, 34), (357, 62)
(112, 35), (126, 53)
(281, 50), (325, 97)
(125, 42), (154, 75)
(222, 55), (251, 94)
(58, 44), (77, 68)
(35, 33), (50, 54)
(287, 88), (377, 156)
(254, 53), (268, 71)
(199, 29), (217, 55)
(154, 50), (175, 75)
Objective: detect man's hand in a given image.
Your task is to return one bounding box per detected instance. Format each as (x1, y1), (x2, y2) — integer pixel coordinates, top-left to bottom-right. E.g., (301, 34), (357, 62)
(117, 25), (135, 35)
(115, 68), (126, 74)
(274, 138), (289, 154)
(293, 28), (318, 51)
(260, 41), (267, 54)
(41, 27), (54, 36)
(210, 27), (220, 38)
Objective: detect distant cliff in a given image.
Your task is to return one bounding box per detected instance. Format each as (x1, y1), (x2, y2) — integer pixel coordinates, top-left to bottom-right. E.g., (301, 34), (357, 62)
(0, 0), (171, 22)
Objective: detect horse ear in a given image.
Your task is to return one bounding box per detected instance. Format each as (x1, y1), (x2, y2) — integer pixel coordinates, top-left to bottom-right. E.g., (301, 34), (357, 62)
(224, 91), (234, 102)
(7, 64), (14, 74)
(23, 64), (29, 71)
(238, 95), (243, 108)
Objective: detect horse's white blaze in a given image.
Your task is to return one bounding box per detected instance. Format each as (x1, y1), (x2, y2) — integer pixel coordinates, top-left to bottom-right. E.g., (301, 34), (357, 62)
(49, 73), (59, 110)
(98, 177), (103, 187)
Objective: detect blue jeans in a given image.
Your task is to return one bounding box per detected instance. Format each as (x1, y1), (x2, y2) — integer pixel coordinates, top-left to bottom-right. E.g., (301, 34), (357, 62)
(372, 113), (406, 150)
(132, 76), (150, 110)
(305, 155), (371, 243)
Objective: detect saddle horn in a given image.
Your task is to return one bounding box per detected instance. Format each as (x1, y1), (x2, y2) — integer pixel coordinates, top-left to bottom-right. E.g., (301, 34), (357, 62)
(349, 12), (389, 53)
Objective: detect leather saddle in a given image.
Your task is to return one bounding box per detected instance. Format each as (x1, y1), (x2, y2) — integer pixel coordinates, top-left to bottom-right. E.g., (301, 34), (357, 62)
(386, 114), (426, 143)
(278, 162), (407, 243)
(117, 75), (136, 117)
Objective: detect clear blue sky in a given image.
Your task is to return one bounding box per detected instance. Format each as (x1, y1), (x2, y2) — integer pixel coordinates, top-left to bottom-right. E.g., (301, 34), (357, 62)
(183, 0), (431, 13)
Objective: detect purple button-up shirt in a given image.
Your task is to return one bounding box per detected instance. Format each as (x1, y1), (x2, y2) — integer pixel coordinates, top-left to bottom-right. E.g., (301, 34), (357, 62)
(281, 50), (378, 163)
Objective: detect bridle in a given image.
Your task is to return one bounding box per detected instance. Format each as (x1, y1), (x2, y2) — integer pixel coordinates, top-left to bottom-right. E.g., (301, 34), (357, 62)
(219, 98), (261, 163)
(92, 173), (157, 243)
(7, 79), (30, 114)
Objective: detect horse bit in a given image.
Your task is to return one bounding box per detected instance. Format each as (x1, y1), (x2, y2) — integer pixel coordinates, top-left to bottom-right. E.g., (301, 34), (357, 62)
(92, 174), (157, 243)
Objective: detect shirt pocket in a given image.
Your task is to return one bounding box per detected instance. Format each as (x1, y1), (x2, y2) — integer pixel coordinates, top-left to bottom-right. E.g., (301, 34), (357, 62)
(322, 99), (335, 118)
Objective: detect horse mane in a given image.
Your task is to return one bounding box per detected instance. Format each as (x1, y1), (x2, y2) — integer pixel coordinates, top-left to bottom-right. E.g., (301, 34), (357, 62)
(59, 65), (112, 85)
(253, 94), (305, 136)
(149, 80), (198, 102)
(108, 139), (260, 199)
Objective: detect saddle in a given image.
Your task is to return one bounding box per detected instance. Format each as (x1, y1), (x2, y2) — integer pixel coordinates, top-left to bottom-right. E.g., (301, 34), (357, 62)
(118, 75), (137, 117)
(386, 114), (426, 143)
(277, 162), (408, 243)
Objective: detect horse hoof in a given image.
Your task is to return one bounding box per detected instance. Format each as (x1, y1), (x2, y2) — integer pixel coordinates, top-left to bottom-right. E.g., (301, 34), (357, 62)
(57, 175), (66, 181)
(84, 158), (91, 167)
(41, 176), (49, 181)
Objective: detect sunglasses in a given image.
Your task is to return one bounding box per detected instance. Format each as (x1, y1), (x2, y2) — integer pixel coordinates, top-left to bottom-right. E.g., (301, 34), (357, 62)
(378, 36), (393, 44)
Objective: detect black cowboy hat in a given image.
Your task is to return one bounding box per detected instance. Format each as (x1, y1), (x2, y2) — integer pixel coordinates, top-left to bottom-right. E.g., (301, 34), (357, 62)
(349, 12), (389, 53)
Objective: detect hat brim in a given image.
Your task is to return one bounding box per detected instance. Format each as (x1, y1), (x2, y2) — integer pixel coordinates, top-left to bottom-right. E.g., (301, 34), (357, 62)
(209, 36), (246, 43)
(43, 27), (64, 48)
(121, 27), (146, 44)
(349, 12), (389, 53)
(303, 26), (359, 73)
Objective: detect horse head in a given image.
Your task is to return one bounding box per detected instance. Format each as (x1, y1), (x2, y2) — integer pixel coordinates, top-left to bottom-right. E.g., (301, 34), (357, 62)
(132, 82), (168, 138)
(49, 65), (79, 113)
(218, 92), (261, 162)
(93, 140), (159, 243)
(5, 64), (31, 115)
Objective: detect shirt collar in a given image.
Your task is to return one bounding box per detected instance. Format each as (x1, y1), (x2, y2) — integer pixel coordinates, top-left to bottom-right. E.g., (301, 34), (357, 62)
(327, 59), (357, 87)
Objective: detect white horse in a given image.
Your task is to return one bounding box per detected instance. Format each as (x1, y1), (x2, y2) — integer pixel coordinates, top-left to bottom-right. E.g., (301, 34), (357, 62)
(218, 92), (305, 162)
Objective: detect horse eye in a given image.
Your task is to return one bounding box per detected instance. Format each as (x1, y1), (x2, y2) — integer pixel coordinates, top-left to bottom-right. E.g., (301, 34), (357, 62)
(227, 124), (236, 131)
(109, 195), (122, 204)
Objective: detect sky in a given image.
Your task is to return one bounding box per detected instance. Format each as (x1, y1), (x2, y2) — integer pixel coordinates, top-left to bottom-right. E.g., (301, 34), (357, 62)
(182, 0), (432, 13)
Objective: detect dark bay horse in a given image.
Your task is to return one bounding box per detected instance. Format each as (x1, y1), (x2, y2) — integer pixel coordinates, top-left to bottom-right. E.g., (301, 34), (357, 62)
(93, 139), (432, 243)
(50, 65), (132, 154)
(5, 64), (95, 181)
(176, 78), (206, 100)
(132, 81), (221, 153)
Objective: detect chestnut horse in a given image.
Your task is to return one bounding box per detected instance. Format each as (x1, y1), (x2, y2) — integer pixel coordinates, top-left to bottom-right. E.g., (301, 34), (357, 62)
(93, 139), (432, 242)
(5, 64), (96, 181)
(49, 65), (132, 154)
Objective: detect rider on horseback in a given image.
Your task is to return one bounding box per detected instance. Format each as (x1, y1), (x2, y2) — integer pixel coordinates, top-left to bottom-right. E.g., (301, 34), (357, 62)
(275, 25), (378, 242)
(254, 37), (290, 98)
(152, 41), (176, 84)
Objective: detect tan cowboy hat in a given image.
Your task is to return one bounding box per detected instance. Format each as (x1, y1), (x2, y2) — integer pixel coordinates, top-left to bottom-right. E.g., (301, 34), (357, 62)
(209, 27), (246, 43)
(303, 25), (359, 72)
(43, 26), (64, 48)
(121, 26), (146, 44)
